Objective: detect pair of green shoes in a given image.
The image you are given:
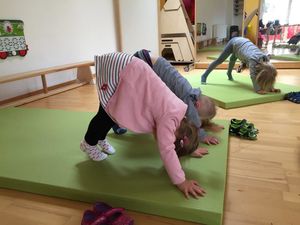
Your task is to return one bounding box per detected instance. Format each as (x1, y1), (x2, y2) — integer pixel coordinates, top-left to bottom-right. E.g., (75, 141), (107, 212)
(229, 119), (259, 140)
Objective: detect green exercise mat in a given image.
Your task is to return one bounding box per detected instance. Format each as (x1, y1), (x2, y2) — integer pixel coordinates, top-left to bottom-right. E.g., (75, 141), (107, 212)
(0, 107), (229, 225)
(184, 72), (300, 108)
(206, 55), (240, 62)
(271, 54), (300, 61)
(198, 46), (224, 52)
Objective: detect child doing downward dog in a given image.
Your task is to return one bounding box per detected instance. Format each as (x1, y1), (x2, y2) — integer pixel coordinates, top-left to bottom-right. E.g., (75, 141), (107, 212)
(81, 52), (205, 198)
(201, 37), (281, 94)
(133, 50), (222, 151)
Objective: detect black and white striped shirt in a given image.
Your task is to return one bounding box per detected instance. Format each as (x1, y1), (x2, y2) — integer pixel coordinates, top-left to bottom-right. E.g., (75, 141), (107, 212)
(95, 52), (133, 108)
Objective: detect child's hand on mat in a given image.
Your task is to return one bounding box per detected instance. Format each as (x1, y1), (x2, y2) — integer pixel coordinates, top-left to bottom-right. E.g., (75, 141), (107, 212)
(202, 135), (219, 145)
(206, 123), (224, 133)
(190, 148), (208, 158)
(256, 90), (267, 95)
(177, 180), (206, 199)
(270, 88), (281, 93)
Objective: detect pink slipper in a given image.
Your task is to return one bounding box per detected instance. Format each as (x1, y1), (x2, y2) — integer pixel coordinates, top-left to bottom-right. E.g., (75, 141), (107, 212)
(81, 202), (134, 225)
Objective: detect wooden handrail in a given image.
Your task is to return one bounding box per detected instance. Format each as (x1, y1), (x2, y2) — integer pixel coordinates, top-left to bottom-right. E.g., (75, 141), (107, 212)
(0, 61), (94, 84)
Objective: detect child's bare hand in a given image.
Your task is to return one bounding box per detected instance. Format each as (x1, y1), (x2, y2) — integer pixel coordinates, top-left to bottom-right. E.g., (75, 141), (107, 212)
(256, 90), (267, 95)
(207, 123), (224, 132)
(270, 88), (281, 93)
(190, 148), (208, 158)
(202, 135), (219, 145)
(176, 180), (206, 199)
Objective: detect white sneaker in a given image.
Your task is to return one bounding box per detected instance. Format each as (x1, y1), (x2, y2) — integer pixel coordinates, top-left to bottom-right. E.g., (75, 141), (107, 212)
(98, 139), (115, 155)
(80, 140), (107, 161)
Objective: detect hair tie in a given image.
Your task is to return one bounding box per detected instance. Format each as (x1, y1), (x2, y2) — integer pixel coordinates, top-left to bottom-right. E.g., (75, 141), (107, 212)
(180, 139), (184, 148)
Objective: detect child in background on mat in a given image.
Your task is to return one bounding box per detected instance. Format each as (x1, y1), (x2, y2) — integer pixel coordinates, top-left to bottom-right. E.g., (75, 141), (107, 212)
(81, 52), (206, 199)
(201, 37), (281, 95)
(133, 49), (223, 154)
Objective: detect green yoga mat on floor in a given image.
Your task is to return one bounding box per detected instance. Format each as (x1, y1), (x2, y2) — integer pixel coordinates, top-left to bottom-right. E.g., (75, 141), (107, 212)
(206, 55), (240, 62)
(0, 107), (229, 225)
(198, 46), (224, 52)
(271, 54), (300, 61)
(184, 72), (300, 108)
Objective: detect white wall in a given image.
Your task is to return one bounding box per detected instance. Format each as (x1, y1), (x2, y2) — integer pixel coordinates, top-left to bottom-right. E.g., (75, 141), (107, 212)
(0, 0), (117, 100)
(119, 0), (159, 55)
(196, 0), (243, 40)
(226, 0), (243, 37)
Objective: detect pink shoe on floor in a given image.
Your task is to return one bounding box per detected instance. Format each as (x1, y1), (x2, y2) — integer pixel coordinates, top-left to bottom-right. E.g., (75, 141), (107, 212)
(81, 202), (134, 225)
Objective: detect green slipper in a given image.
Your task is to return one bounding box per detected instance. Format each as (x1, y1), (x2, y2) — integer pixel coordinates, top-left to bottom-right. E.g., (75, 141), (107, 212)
(229, 118), (259, 140)
(238, 126), (258, 140)
(229, 119), (247, 134)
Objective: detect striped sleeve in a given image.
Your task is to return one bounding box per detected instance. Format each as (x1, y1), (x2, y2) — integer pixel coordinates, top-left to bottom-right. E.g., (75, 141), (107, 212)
(95, 52), (133, 108)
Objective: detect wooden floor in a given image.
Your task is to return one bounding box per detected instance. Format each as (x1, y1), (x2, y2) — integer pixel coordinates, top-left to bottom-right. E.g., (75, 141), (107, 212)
(1, 68), (300, 225)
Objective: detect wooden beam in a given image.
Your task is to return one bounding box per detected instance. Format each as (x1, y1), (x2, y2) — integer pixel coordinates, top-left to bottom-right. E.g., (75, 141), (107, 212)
(77, 66), (93, 83)
(113, 0), (122, 52)
(0, 81), (89, 109)
(0, 61), (95, 108)
(195, 61), (300, 69)
(195, 62), (229, 69)
(0, 61), (94, 84)
(272, 61), (300, 69)
(41, 74), (48, 93)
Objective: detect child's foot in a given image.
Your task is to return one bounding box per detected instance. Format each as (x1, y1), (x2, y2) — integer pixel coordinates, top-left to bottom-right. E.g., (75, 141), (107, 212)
(112, 124), (127, 135)
(201, 75), (207, 84)
(80, 140), (108, 161)
(98, 139), (115, 155)
(227, 73), (234, 81)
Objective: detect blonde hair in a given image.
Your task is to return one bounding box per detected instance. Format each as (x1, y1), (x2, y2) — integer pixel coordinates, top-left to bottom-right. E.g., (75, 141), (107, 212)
(201, 118), (210, 128)
(255, 62), (277, 91)
(197, 95), (216, 120)
(174, 118), (199, 157)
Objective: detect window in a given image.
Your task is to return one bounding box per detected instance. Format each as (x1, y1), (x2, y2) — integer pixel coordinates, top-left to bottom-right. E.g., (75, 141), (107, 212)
(262, 0), (300, 25)
(289, 0), (300, 24)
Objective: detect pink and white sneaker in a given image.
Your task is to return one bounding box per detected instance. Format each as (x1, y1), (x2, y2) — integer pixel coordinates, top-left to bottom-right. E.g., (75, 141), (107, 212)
(98, 139), (115, 155)
(80, 140), (107, 161)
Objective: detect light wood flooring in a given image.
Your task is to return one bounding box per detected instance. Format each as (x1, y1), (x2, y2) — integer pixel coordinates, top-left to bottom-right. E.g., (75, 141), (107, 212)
(1, 67), (299, 225)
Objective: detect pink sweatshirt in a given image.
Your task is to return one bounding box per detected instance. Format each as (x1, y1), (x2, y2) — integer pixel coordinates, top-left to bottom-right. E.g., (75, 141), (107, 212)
(104, 57), (187, 185)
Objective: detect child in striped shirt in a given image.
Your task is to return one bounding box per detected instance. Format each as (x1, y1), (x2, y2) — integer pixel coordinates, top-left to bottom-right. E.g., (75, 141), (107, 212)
(81, 52), (205, 199)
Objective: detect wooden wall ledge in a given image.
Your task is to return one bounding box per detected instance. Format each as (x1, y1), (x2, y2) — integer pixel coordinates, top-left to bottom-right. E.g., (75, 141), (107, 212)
(195, 61), (300, 69)
(0, 61), (95, 108)
(0, 61), (94, 84)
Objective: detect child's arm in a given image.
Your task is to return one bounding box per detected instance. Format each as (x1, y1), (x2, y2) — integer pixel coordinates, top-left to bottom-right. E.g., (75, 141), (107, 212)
(190, 148), (208, 158)
(202, 121), (224, 133)
(249, 61), (281, 94)
(253, 81), (281, 94)
(156, 118), (205, 198)
(270, 87), (281, 93)
(249, 62), (263, 93)
(227, 54), (238, 77)
(199, 128), (219, 145)
(177, 180), (206, 199)
(201, 134), (219, 145)
(186, 101), (219, 145)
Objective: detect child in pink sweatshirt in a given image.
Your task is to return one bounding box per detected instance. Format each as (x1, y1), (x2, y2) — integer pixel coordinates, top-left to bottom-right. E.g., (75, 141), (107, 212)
(81, 52), (205, 199)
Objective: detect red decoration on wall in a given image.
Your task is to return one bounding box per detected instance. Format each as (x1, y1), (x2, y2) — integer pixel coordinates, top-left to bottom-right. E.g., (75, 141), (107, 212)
(0, 20), (28, 60)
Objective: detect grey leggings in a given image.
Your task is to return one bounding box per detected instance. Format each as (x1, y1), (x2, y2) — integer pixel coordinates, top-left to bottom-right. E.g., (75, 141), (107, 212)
(201, 38), (237, 82)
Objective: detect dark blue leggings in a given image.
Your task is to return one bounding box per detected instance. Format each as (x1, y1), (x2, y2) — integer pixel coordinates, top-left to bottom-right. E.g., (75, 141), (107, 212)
(201, 38), (238, 83)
